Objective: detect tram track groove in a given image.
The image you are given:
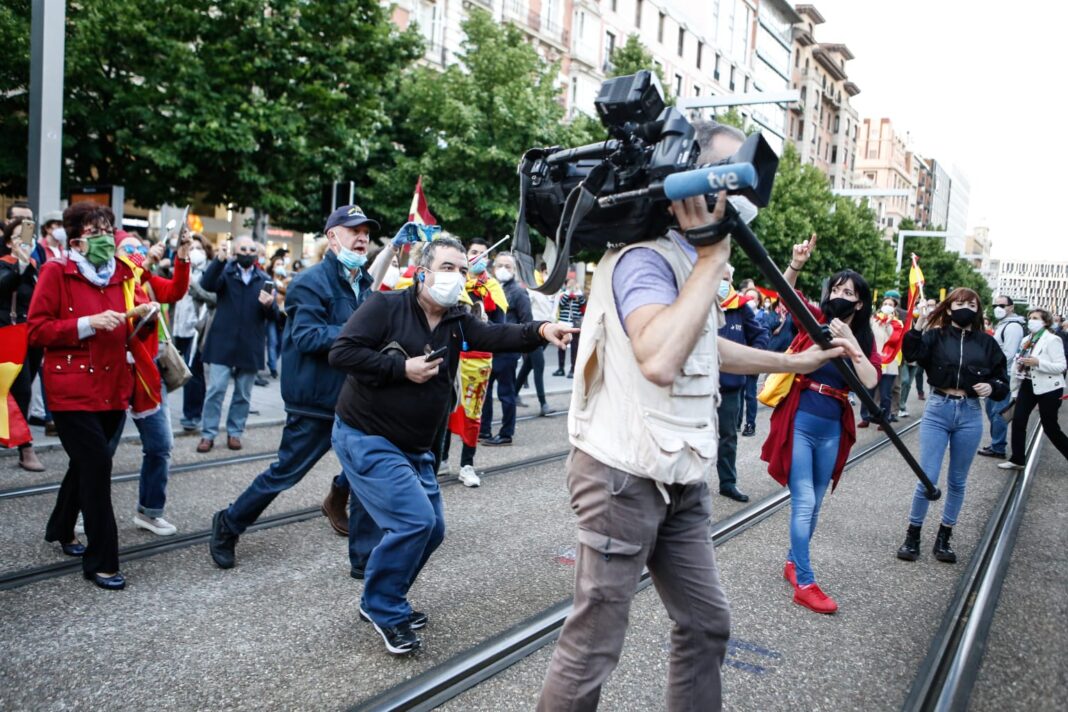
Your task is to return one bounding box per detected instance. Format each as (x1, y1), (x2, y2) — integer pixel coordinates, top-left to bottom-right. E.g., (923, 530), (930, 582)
(902, 422), (1046, 712)
(0, 447), (571, 591)
(349, 420), (924, 712)
(0, 409), (570, 502)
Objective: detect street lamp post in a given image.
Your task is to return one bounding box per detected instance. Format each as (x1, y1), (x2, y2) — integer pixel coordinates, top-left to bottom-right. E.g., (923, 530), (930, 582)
(896, 230), (948, 276)
(27, 0), (66, 222)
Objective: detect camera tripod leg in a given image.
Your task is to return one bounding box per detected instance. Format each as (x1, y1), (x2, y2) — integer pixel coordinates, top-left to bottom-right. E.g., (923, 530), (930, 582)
(730, 219), (941, 501)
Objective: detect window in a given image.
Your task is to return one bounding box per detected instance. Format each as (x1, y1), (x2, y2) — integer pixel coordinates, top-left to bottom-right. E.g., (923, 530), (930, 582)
(570, 77), (578, 107)
(694, 85), (701, 97)
(678, 27), (685, 57)
(610, 0), (617, 11)
(697, 42), (703, 69)
(744, 76), (750, 92)
(605, 30), (616, 61)
(674, 73), (683, 97)
(658, 12), (666, 43)
(795, 49), (800, 68)
(729, 65), (735, 90)
(714, 54), (721, 80)
(635, 0), (642, 27)
(834, 115), (840, 133)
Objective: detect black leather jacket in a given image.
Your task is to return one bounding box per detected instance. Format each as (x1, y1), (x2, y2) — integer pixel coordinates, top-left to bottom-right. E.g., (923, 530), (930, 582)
(902, 325), (1010, 400)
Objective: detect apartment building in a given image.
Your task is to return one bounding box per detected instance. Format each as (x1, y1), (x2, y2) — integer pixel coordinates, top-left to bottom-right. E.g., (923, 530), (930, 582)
(945, 164), (970, 253)
(855, 117), (917, 233)
(996, 260), (1068, 314)
(929, 158), (951, 229)
(914, 156), (932, 227)
(788, 5), (860, 189)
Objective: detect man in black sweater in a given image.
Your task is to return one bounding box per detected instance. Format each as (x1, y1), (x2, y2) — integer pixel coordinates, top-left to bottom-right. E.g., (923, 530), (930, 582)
(328, 236), (575, 655)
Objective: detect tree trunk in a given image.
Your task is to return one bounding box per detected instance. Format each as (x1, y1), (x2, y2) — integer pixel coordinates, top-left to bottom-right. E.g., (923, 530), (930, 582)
(251, 207), (269, 243)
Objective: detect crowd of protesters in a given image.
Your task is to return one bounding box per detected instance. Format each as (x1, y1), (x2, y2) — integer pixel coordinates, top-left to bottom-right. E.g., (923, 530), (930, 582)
(3, 199), (1066, 643)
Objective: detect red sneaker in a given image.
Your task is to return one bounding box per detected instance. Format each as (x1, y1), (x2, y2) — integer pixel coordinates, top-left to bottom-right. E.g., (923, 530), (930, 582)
(783, 561), (797, 587)
(794, 583), (838, 614)
(857, 420), (870, 428)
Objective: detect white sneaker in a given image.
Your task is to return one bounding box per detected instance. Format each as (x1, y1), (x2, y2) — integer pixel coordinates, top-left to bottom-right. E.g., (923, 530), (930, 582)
(898, 408), (908, 418)
(133, 512), (178, 536)
(997, 461), (1024, 471)
(74, 514), (84, 535)
(458, 465), (481, 488)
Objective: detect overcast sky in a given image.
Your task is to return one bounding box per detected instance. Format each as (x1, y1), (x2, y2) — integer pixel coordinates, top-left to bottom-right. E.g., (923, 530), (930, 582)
(811, 0), (1064, 261)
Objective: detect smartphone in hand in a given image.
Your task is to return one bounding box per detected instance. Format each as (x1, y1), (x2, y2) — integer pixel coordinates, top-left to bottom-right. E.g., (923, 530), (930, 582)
(424, 345), (448, 361)
(19, 220), (35, 246)
(261, 280), (275, 293)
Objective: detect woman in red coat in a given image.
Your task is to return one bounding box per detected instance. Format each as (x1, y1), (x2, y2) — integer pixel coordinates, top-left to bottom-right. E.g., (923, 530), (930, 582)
(27, 203), (155, 591)
(760, 234), (880, 614)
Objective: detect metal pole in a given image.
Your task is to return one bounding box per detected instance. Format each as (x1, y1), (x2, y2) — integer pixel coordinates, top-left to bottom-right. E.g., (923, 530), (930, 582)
(27, 0), (66, 223)
(729, 211), (941, 499)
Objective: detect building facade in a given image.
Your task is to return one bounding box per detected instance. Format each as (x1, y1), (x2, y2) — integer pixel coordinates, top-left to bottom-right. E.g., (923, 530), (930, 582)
(788, 5), (861, 189)
(995, 260), (1068, 315)
(945, 163), (970, 253)
(855, 117), (917, 233)
(929, 158), (951, 230)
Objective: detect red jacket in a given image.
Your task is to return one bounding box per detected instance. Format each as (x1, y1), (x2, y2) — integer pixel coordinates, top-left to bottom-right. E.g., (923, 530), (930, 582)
(760, 296), (881, 492)
(26, 259), (143, 412)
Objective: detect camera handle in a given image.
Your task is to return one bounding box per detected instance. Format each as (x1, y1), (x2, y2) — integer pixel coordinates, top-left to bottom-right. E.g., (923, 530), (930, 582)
(726, 203), (941, 501)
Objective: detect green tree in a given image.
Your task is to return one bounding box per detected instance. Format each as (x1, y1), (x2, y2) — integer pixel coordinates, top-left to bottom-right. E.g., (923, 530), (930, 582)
(736, 142), (895, 299)
(607, 34), (673, 104)
(0, 1), (422, 236)
(360, 9), (598, 241)
(895, 219), (991, 307)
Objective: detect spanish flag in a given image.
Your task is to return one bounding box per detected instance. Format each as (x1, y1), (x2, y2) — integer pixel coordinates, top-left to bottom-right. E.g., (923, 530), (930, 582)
(0, 323), (31, 448)
(408, 176), (437, 226)
(118, 255), (162, 418)
(903, 254), (926, 332)
(448, 351), (493, 448)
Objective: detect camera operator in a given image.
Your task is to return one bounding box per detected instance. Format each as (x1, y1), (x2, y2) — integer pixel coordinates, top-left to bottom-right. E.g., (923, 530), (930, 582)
(536, 121), (861, 712)
(328, 236), (576, 655)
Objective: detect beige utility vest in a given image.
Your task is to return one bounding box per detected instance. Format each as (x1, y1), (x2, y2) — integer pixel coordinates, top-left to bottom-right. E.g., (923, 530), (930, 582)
(568, 236), (724, 486)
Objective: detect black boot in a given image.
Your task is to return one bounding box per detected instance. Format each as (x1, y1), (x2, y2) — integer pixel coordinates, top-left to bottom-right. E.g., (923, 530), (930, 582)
(896, 524), (921, 561)
(933, 524), (957, 563)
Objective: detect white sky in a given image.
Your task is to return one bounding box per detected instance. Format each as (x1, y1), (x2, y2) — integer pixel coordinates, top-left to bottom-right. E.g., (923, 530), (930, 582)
(811, 0), (1065, 261)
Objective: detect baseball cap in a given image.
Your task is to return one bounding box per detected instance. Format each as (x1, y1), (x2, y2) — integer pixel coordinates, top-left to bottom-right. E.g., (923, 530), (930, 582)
(43, 210), (64, 225)
(324, 205), (380, 233)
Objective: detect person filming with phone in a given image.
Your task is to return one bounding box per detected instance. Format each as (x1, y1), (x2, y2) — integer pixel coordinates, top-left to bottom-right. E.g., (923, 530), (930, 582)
(328, 235), (577, 655)
(196, 235), (277, 453)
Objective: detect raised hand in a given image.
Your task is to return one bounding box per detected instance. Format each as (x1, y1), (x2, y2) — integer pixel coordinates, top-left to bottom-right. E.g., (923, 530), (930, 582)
(791, 233), (818, 268)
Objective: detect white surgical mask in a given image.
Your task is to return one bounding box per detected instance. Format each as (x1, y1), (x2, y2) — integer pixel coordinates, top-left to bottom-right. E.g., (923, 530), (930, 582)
(718, 280), (730, 300)
(383, 265), (401, 289)
(1028, 319), (1044, 334)
(52, 227), (68, 247)
(427, 270), (464, 307)
(727, 195), (759, 225)
(880, 305), (895, 316)
(494, 266), (514, 283)
(993, 306), (1007, 320)
(189, 249), (206, 267)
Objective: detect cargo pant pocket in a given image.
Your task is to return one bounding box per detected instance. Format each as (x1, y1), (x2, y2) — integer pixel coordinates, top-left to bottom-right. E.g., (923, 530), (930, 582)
(575, 527), (645, 603)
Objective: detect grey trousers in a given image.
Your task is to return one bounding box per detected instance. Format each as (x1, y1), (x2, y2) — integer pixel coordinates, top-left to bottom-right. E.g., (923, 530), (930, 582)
(537, 449), (731, 712)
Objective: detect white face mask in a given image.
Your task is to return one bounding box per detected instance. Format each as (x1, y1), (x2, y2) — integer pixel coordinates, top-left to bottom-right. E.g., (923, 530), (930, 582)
(52, 227), (68, 247)
(993, 306), (1007, 320)
(494, 266), (514, 283)
(1028, 319), (1044, 334)
(727, 195), (759, 225)
(718, 280), (730, 299)
(427, 270), (464, 307)
(383, 265), (401, 289)
(880, 305), (895, 316)
(189, 249), (206, 267)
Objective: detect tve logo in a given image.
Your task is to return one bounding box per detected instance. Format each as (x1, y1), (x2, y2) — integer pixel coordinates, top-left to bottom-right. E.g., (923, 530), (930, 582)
(707, 171), (742, 191)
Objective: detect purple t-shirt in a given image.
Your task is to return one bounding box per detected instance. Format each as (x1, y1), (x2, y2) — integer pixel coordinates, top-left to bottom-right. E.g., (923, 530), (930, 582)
(612, 233), (698, 333)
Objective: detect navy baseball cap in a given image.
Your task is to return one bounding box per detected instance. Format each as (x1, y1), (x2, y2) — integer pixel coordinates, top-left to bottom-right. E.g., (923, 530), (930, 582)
(324, 204), (380, 233)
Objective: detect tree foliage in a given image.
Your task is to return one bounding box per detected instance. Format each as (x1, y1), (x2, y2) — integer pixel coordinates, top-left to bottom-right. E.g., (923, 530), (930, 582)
(737, 142), (895, 299)
(894, 218), (991, 307)
(360, 9), (599, 241)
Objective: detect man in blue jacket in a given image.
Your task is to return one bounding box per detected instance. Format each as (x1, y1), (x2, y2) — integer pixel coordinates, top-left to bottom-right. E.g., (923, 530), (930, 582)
(197, 236), (278, 453)
(716, 265), (768, 502)
(209, 206), (409, 572)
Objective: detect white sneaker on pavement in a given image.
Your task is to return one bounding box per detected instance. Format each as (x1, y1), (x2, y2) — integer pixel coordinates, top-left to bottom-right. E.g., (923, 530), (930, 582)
(458, 465), (481, 488)
(898, 408), (908, 418)
(133, 512), (178, 536)
(74, 513), (84, 535)
(997, 461), (1024, 471)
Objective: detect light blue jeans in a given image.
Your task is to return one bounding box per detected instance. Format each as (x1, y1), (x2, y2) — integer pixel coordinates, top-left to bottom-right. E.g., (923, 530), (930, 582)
(787, 410), (841, 586)
(909, 393), (984, 527)
(201, 363), (257, 441)
(133, 385), (173, 517)
(983, 392), (1010, 454)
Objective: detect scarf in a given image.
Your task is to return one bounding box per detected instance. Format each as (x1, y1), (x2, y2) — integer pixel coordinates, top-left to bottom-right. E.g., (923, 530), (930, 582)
(68, 249), (115, 287)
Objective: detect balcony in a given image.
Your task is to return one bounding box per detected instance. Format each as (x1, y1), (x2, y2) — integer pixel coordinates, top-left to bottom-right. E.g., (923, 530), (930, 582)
(503, 0), (526, 24)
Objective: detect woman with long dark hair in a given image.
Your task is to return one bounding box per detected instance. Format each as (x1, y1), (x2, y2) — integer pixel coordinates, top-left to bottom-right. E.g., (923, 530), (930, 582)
(896, 288), (1009, 564)
(762, 234), (881, 614)
(998, 308), (1068, 468)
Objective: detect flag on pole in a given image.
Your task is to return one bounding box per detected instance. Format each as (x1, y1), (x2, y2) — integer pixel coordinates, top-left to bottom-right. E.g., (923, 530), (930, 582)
(448, 351), (493, 447)
(903, 253), (926, 332)
(0, 323), (31, 448)
(408, 176), (437, 226)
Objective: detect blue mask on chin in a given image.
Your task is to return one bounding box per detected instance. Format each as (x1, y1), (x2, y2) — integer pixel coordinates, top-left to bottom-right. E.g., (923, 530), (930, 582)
(337, 246), (367, 271)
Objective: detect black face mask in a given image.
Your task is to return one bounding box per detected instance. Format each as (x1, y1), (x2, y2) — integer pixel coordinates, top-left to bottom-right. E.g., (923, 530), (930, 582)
(950, 307), (976, 327)
(235, 253), (256, 269)
(825, 297), (858, 320)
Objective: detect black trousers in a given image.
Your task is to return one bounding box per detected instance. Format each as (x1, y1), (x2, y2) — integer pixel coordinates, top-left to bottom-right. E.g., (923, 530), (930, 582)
(45, 410), (126, 575)
(1010, 380), (1068, 465)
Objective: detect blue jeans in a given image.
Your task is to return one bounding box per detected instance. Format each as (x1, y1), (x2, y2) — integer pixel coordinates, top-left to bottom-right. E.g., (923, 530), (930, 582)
(739, 375), (758, 428)
(266, 323), (281, 374)
(786, 410), (841, 586)
(861, 374), (895, 422)
(909, 393), (984, 528)
(481, 353), (519, 439)
(984, 392), (1010, 454)
(201, 363), (257, 441)
(174, 335), (206, 428)
(332, 417), (445, 628)
(134, 385), (173, 517)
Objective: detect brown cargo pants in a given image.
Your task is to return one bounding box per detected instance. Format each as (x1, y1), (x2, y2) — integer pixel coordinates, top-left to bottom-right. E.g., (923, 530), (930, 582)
(537, 448), (731, 712)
